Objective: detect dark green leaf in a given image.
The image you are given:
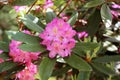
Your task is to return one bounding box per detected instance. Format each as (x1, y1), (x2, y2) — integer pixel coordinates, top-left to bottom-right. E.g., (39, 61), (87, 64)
(13, 32), (40, 44)
(86, 9), (101, 36)
(67, 12), (78, 26)
(11, 0), (36, 6)
(93, 55), (120, 63)
(39, 58), (56, 80)
(91, 62), (115, 75)
(21, 15), (44, 32)
(52, 66), (71, 76)
(65, 54), (92, 71)
(46, 9), (56, 23)
(0, 53), (9, 60)
(19, 44), (46, 52)
(85, 0), (105, 8)
(73, 42), (100, 54)
(26, 14), (45, 29)
(101, 4), (112, 28)
(77, 71), (91, 80)
(0, 41), (9, 52)
(0, 61), (17, 73)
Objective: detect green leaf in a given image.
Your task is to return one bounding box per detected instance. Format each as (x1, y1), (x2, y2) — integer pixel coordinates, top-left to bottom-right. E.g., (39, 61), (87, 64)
(13, 32), (41, 44)
(26, 14), (45, 29)
(0, 53), (9, 60)
(85, 0), (105, 8)
(46, 9), (56, 23)
(101, 4), (112, 28)
(77, 71), (91, 80)
(11, 0), (36, 6)
(73, 42), (100, 54)
(93, 55), (120, 63)
(91, 62), (115, 75)
(0, 61), (17, 73)
(21, 15), (44, 32)
(39, 58), (56, 80)
(19, 44), (46, 52)
(67, 12), (78, 26)
(0, 41), (9, 52)
(64, 54), (92, 71)
(86, 9), (101, 36)
(52, 66), (71, 76)
(54, 0), (65, 6)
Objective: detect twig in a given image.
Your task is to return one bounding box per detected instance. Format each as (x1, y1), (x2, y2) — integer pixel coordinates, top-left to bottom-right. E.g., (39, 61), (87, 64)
(17, 0), (38, 31)
(57, 0), (72, 17)
(26, 0), (38, 14)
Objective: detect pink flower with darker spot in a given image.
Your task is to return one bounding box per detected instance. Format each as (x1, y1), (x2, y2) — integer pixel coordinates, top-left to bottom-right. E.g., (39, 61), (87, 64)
(16, 62), (37, 80)
(40, 18), (76, 58)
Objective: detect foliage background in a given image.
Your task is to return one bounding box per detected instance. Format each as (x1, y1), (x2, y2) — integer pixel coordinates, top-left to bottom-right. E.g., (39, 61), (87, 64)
(0, 0), (120, 80)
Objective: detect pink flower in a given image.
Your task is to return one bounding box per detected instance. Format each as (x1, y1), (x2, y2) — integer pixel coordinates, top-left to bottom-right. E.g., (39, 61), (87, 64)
(111, 4), (120, 9)
(40, 18), (76, 58)
(9, 40), (40, 63)
(111, 4), (120, 18)
(44, 0), (54, 9)
(0, 50), (4, 63)
(9, 30), (40, 63)
(0, 58), (4, 63)
(13, 6), (26, 12)
(16, 62), (37, 80)
(111, 10), (120, 18)
(0, 50), (3, 54)
(77, 31), (88, 39)
(60, 13), (70, 21)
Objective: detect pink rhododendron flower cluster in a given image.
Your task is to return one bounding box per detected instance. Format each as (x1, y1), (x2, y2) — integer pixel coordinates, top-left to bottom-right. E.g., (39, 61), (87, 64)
(40, 18), (76, 58)
(9, 30), (40, 63)
(44, 0), (54, 9)
(77, 31), (88, 39)
(16, 62), (37, 80)
(9, 30), (40, 80)
(9, 40), (40, 63)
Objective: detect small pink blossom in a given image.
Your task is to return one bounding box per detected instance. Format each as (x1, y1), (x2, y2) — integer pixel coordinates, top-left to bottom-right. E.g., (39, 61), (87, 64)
(77, 31), (88, 39)
(13, 6), (26, 12)
(60, 13), (70, 21)
(0, 58), (4, 63)
(16, 62), (37, 80)
(0, 50), (3, 54)
(44, 0), (54, 9)
(40, 18), (76, 58)
(111, 4), (120, 18)
(111, 10), (120, 18)
(111, 4), (120, 9)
